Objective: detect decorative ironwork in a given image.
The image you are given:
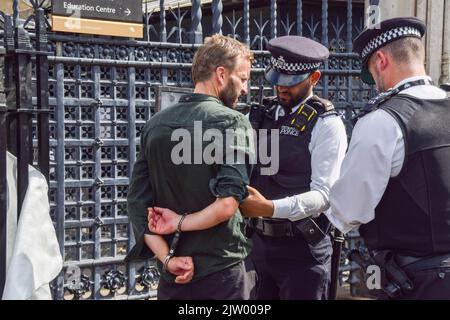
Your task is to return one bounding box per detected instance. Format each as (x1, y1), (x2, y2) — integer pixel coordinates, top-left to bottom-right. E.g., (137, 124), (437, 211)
(66, 273), (93, 300)
(136, 266), (160, 289)
(224, 10), (242, 40)
(251, 11), (269, 50)
(281, 15), (295, 36)
(101, 270), (127, 293)
(297, 0), (303, 36)
(167, 5), (188, 43)
(212, 0), (223, 35)
(270, 0), (277, 39)
(190, 0), (203, 43)
(305, 16), (320, 42)
(243, 0), (250, 45)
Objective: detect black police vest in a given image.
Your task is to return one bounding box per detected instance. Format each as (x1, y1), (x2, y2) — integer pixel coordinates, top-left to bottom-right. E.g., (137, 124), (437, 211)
(359, 94), (450, 256)
(249, 97), (336, 200)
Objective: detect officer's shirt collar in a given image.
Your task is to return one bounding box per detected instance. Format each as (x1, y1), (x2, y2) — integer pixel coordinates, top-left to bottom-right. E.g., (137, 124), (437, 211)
(275, 92), (314, 121)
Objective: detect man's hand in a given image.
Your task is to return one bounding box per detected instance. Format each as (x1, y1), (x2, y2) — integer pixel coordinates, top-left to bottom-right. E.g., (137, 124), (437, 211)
(166, 256), (195, 284)
(239, 186), (274, 217)
(148, 207), (180, 234)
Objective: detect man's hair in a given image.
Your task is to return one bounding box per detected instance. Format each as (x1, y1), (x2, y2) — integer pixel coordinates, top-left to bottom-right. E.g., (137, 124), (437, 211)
(192, 34), (254, 84)
(380, 37), (425, 65)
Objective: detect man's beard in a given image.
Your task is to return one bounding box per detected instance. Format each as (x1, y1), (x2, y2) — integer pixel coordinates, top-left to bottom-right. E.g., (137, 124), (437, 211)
(277, 86), (310, 111)
(278, 95), (299, 110)
(219, 79), (240, 109)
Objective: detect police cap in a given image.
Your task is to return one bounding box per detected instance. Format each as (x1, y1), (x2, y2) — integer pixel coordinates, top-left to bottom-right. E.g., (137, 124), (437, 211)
(353, 16), (426, 84)
(265, 36), (329, 87)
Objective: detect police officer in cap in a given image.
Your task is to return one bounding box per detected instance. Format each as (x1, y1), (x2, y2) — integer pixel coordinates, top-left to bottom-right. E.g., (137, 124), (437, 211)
(240, 36), (347, 299)
(327, 17), (450, 299)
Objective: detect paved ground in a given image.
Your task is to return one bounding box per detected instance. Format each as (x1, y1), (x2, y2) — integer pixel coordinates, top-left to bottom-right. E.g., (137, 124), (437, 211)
(337, 284), (374, 300)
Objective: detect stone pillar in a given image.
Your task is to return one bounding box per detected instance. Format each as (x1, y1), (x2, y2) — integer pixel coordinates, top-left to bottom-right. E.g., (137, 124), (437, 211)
(415, 0), (427, 50)
(379, 0), (415, 19)
(440, 0), (450, 84)
(425, 0), (445, 83)
(0, 53), (4, 106)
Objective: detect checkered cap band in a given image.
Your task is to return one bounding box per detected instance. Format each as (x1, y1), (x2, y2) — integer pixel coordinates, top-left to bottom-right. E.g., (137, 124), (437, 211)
(361, 26), (422, 60)
(270, 56), (321, 74)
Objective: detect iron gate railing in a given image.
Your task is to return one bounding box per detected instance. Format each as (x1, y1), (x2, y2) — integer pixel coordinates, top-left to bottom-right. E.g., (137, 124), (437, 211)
(0, 0), (374, 300)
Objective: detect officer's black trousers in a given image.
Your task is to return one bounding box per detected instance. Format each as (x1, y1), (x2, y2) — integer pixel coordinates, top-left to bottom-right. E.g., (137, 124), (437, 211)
(250, 232), (332, 300)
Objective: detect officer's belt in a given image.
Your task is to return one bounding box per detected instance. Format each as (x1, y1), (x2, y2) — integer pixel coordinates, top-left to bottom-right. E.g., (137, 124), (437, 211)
(250, 216), (328, 245)
(395, 252), (450, 269)
(252, 218), (298, 237)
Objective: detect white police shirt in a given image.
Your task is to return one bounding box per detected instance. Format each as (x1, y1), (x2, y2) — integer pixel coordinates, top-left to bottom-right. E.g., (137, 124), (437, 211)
(326, 75), (448, 233)
(270, 93), (348, 221)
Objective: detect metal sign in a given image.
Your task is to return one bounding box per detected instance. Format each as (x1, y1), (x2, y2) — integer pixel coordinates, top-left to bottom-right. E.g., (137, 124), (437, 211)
(51, 0), (143, 38)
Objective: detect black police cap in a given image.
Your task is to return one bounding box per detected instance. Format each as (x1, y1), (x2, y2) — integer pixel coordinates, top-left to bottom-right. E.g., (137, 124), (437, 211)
(353, 16), (426, 84)
(265, 36), (329, 87)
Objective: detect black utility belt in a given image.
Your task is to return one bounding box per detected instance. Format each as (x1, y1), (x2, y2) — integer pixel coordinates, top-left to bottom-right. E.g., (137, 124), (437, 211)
(250, 217), (327, 246)
(395, 252), (450, 269)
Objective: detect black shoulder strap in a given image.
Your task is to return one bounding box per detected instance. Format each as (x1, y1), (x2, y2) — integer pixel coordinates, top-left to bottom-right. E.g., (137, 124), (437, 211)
(355, 79), (435, 123)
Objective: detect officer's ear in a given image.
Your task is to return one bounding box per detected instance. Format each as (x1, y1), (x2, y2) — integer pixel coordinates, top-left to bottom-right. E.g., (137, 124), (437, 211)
(309, 70), (321, 86)
(373, 50), (389, 72)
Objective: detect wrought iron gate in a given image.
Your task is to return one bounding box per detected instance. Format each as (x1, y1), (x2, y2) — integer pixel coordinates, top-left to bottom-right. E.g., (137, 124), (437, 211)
(0, 0), (373, 300)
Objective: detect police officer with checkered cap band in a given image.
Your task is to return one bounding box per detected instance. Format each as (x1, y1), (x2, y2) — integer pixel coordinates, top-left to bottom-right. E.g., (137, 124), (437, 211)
(327, 17), (450, 300)
(354, 16), (426, 85)
(265, 36), (329, 87)
(240, 36), (348, 300)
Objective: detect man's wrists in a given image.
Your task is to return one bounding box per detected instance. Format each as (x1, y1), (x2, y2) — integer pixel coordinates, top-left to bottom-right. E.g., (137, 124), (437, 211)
(177, 213), (188, 232)
(163, 253), (173, 272)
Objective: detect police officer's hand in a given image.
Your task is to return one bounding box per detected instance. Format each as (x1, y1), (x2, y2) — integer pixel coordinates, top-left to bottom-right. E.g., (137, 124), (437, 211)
(239, 186), (274, 217)
(148, 207), (179, 234)
(166, 256), (195, 284)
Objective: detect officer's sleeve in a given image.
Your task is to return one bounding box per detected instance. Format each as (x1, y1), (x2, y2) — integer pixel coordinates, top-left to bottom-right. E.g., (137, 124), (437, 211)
(125, 131), (155, 261)
(209, 113), (255, 204)
(272, 116), (348, 221)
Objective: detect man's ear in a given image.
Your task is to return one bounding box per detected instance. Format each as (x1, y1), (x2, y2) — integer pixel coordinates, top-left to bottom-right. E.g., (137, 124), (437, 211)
(310, 70), (321, 86)
(215, 66), (227, 87)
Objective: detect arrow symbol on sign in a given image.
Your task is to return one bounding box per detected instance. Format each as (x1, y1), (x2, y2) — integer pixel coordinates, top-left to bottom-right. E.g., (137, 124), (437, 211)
(125, 8), (131, 16)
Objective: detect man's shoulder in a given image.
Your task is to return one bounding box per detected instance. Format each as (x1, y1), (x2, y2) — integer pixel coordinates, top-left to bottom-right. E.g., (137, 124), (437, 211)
(354, 108), (401, 138)
(202, 104), (251, 128)
(317, 112), (344, 126)
(314, 112), (346, 138)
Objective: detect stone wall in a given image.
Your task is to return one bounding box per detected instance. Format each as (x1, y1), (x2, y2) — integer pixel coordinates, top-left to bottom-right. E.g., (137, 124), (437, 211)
(0, 51), (5, 107)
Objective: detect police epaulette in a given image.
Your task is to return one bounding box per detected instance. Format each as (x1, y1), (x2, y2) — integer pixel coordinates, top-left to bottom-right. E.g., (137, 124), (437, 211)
(319, 110), (339, 118)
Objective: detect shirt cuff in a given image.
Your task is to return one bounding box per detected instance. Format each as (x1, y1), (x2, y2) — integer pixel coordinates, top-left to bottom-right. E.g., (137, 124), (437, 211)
(272, 197), (293, 219)
(272, 197), (308, 221)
